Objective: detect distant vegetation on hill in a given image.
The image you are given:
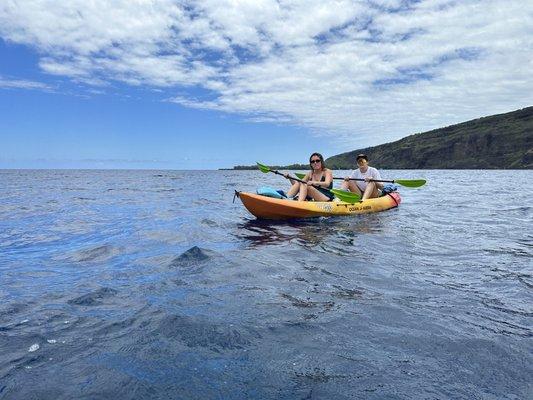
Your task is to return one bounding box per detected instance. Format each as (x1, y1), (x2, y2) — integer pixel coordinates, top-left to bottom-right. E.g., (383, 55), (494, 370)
(231, 106), (532, 170)
(327, 106), (532, 169)
(232, 163), (308, 170)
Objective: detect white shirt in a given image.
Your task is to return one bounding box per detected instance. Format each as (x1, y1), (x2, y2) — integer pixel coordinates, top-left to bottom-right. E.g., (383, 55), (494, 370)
(349, 166), (381, 191)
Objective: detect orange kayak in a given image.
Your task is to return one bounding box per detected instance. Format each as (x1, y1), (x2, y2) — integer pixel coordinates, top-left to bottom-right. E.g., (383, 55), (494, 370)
(236, 191), (401, 220)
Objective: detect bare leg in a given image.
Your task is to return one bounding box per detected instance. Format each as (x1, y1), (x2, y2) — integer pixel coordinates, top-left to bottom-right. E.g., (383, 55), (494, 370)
(306, 186), (331, 202)
(362, 181), (379, 200)
(287, 182), (300, 198)
(297, 184), (308, 202)
(343, 181), (363, 196)
(341, 180), (350, 190)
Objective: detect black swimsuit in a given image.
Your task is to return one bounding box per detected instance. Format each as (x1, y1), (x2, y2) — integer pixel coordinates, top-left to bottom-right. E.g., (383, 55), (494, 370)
(310, 172), (334, 201)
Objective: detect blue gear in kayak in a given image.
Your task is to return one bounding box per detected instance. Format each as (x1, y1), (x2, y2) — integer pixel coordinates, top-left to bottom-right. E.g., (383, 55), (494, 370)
(256, 186), (288, 199)
(381, 183), (399, 194)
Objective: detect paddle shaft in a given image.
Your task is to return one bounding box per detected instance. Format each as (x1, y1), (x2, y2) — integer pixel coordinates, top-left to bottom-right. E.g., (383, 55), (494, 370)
(271, 169), (329, 190)
(338, 177), (426, 188)
(257, 163), (362, 203)
(258, 163), (361, 201)
(293, 172), (425, 188)
(335, 177), (395, 183)
(294, 172), (394, 184)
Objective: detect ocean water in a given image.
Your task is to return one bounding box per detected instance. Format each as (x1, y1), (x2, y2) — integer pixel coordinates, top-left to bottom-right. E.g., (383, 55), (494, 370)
(0, 169), (531, 399)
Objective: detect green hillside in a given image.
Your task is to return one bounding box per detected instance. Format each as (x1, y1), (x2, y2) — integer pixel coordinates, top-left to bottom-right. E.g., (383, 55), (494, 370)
(327, 106), (532, 169)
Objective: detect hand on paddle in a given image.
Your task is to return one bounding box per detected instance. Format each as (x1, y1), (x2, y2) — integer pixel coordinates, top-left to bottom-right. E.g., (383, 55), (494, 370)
(344, 176), (373, 183)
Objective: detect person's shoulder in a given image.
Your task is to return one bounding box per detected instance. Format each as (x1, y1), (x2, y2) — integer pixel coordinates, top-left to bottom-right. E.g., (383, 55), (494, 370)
(369, 166), (381, 176)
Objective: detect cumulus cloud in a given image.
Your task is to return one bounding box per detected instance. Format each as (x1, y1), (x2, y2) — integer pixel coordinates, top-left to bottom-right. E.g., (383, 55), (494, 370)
(0, 0), (531, 146)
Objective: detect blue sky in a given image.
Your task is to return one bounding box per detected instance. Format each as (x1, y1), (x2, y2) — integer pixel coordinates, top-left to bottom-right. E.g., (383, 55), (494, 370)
(1, 0), (531, 169)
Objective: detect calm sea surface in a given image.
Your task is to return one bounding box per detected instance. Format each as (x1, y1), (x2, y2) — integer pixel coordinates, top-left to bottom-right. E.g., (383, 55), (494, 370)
(0, 169), (531, 399)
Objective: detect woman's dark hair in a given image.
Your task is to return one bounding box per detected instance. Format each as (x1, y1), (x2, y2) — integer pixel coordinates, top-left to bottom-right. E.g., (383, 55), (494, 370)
(309, 152), (326, 171)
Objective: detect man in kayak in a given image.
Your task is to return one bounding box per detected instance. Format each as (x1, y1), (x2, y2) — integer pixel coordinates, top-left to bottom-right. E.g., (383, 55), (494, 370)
(341, 154), (383, 200)
(284, 153), (334, 201)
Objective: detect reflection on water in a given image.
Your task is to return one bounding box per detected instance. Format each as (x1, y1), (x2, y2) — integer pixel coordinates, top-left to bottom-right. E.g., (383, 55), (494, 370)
(236, 212), (390, 250)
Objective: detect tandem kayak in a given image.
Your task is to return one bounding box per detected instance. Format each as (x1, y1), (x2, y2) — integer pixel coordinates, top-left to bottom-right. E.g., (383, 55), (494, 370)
(236, 191), (401, 220)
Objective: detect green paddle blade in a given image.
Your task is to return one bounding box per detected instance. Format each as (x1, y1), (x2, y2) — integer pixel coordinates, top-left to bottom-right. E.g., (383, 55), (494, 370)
(330, 189), (361, 204)
(395, 179), (426, 188)
(256, 162), (271, 173)
(295, 172), (306, 179)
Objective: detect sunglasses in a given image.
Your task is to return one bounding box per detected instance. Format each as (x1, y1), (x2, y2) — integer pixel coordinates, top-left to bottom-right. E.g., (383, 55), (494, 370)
(310, 159), (321, 164)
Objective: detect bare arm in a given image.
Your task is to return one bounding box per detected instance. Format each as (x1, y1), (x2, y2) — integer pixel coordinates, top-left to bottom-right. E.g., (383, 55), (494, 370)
(322, 169), (333, 188)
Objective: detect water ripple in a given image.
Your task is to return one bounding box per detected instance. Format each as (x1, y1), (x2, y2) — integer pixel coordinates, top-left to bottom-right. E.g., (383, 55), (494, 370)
(0, 169), (531, 399)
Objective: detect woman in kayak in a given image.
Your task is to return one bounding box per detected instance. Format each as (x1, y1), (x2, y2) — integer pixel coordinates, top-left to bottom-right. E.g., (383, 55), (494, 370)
(285, 153), (334, 201)
(341, 153), (383, 200)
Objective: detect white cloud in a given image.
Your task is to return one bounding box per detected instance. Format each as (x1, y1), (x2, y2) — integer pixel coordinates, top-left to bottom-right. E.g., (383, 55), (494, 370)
(0, 76), (52, 90)
(0, 0), (531, 146)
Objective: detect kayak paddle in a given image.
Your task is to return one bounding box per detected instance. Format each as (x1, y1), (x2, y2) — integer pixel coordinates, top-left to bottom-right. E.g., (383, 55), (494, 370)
(329, 189), (363, 204)
(294, 173), (426, 188)
(256, 162), (361, 203)
(257, 162), (308, 185)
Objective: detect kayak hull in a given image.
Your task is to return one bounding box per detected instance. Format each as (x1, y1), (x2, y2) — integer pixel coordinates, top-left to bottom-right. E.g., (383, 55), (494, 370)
(237, 192), (401, 220)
